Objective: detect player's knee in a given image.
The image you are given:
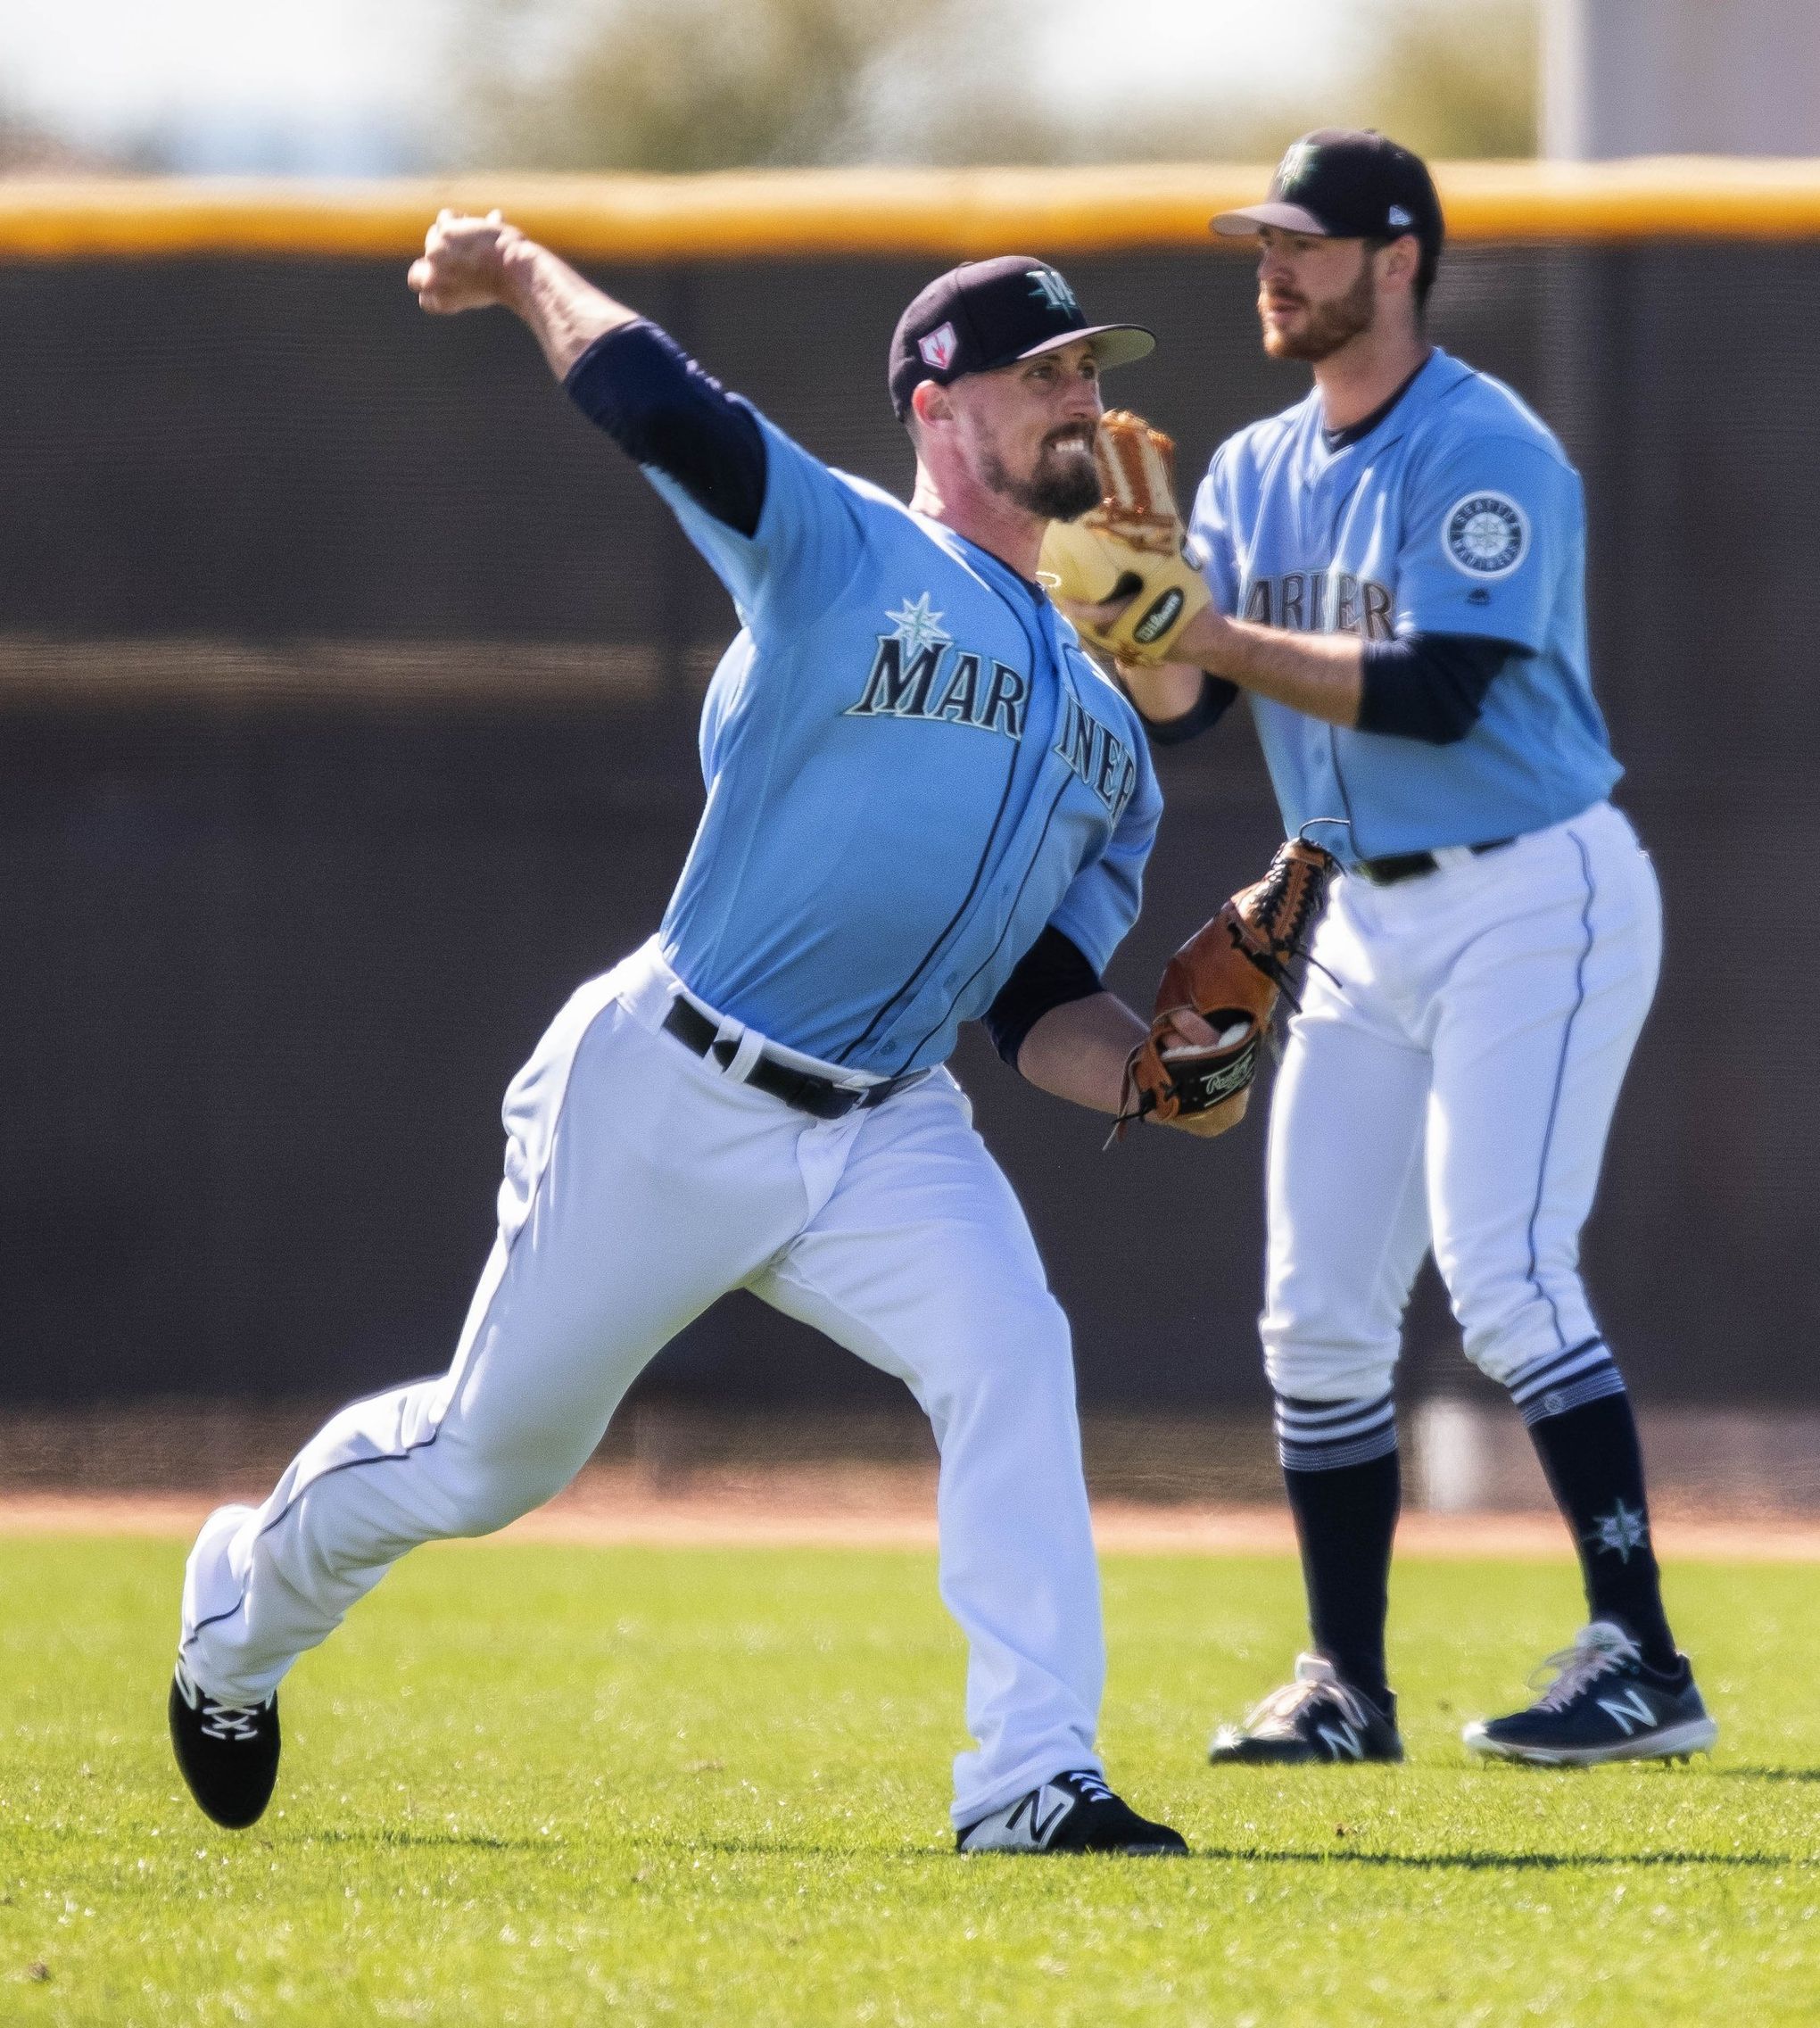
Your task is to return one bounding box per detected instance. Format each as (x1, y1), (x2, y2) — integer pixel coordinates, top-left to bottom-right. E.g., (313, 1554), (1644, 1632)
(434, 1427), (591, 1537)
(1452, 1266), (1597, 1388)
(445, 1464), (573, 1538)
(925, 1286), (1074, 1423)
(1261, 1312), (1398, 1408)
(989, 1288), (1073, 1392)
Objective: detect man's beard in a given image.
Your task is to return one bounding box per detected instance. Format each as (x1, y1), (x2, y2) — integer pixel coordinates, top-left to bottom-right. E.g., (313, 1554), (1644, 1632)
(1262, 257), (1376, 362)
(984, 431), (1102, 519)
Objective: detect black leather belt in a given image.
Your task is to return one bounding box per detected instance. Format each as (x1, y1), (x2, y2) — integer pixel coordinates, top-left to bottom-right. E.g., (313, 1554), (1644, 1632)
(662, 998), (914, 1120)
(1354, 837), (1517, 887)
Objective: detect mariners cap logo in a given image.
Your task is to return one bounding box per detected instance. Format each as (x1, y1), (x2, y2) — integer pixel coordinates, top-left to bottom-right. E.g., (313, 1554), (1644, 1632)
(1026, 266), (1080, 316)
(1276, 140), (1319, 194)
(918, 321), (960, 371)
(1443, 491), (1529, 578)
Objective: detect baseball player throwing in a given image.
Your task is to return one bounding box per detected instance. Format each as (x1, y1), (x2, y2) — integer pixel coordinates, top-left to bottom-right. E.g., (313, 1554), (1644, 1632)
(165, 217), (1219, 1853)
(1097, 132), (1714, 1767)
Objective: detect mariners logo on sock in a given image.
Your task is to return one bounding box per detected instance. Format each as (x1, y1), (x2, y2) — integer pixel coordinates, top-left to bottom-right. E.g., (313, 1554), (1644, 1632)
(1588, 1499), (1649, 1562)
(1443, 491), (1529, 578)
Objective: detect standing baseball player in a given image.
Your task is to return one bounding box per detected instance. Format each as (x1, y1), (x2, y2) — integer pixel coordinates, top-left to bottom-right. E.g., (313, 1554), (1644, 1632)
(1098, 132), (1714, 1766)
(163, 214), (1215, 1854)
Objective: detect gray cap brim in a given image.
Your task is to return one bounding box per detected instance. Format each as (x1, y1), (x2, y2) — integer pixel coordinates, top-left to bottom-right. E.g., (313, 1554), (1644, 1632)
(1210, 201), (1332, 238)
(1011, 322), (1156, 371)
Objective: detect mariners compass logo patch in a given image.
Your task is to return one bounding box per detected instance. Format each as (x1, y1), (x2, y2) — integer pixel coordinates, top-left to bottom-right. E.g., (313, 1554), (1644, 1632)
(883, 592), (949, 656)
(1588, 1499), (1650, 1562)
(1443, 491), (1529, 578)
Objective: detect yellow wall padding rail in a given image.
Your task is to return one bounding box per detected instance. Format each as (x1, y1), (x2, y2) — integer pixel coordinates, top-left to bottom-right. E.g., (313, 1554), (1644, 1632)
(9, 158), (1820, 261)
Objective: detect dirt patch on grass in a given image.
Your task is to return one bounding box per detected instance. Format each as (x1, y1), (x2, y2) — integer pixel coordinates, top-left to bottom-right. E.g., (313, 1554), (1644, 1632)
(4, 1468), (1819, 1560)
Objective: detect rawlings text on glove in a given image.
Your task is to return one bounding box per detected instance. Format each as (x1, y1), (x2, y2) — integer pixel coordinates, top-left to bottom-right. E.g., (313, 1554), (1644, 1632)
(1119, 838), (1338, 1138)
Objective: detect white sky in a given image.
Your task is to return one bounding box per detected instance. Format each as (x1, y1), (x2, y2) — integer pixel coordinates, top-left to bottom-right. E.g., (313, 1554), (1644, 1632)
(0, 0), (446, 128)
(0, 0), (1355, 168)
(1036, 0), (1354, 115)
(2, 0), (432, 127)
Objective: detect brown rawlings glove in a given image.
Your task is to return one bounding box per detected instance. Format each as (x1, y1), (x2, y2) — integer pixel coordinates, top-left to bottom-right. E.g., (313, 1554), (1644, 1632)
(1038, 410), (1212, 666)
(1118, 838), (1338, 1138)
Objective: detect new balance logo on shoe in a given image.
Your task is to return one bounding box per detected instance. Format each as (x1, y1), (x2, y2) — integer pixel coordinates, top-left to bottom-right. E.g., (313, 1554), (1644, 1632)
(1463, 1622), (1717, 1767)
(956, 1770), (1186, 1857)
(1005, 1785), (1076, 1845)
(1207, 1654), (1403, 1767)
(1594, 1688), (1658, 1736)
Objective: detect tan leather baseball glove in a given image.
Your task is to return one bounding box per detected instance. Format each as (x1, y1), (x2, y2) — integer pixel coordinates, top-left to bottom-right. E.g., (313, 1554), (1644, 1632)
(1118, 838), (1338, 1138)
(1039, 410), (1212, 666)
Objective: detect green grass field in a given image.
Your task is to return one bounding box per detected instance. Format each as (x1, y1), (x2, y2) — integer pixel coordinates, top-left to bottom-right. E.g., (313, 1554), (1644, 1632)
(2, 1534), (1815, 2024)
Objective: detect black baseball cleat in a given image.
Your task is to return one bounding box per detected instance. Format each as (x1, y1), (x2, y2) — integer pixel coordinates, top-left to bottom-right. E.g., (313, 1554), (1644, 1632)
(169, 1657), (282, 1828)
(1207, 1653), (1403, 1766)
(1462, 1621), (1717, 1767)
(956, 1769), (1187, 1855)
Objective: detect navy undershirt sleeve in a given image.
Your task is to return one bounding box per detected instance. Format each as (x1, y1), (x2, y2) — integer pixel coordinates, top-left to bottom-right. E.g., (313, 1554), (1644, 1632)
(564, 319), (767, 537)
(1133, 672), (1241, 747)
(982, 926), (1104, 1071)
(1358, 632), (1526, 745)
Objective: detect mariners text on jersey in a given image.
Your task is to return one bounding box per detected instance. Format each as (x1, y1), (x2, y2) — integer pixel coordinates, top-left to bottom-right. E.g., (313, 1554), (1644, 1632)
(1189, 348), (1620, 861)
(844, 600), (1138, 824)
(1239, 570), (1394, 639)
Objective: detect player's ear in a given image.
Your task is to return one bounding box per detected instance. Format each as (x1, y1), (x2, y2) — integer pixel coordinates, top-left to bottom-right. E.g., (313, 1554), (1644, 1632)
(1379, 235), (1419, 295)
(911, 379), (954, 432)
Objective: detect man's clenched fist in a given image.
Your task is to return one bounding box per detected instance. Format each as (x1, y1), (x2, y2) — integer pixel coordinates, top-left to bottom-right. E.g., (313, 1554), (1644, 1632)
(408, 210), (525, 316)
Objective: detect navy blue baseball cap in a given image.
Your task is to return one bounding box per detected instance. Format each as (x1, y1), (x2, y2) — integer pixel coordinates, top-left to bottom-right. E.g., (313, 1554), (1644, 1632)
(889, 255), (1154, 420)
(1212, 129), (1444, 273)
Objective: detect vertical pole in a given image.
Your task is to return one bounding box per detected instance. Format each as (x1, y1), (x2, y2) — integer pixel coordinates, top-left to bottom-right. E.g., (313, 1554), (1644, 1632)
(1543, 0), (1820, 159)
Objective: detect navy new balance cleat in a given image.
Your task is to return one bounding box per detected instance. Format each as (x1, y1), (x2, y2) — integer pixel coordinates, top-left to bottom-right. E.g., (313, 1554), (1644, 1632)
(1463, 1621), (1717, 1767)
(1207, 1653), (1403, 1766)
(169, 1657), (282, 1828)
(956, 1769), (1187, 1855)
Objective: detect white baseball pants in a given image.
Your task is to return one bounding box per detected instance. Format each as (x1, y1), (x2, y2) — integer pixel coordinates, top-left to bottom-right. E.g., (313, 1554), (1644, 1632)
(181, 940), (1105, 1829)
(1262, 800), (1662, 1403)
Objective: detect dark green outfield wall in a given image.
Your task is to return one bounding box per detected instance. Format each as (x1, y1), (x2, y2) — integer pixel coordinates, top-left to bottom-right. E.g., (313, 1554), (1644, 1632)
(0, 242), (1811, 1406)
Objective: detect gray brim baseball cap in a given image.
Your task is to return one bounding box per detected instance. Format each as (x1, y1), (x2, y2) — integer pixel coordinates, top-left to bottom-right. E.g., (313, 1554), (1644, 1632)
(1211, 199), (1333, 238)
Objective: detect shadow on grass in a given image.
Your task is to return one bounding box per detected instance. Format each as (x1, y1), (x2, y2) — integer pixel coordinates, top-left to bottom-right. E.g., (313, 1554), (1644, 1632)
(305, 1826), (539, 1851)
(268, 1823), (1820, 1869)
(639, 1835), (1816, 1872)
(1187, 1847), (1816, 1871)
(1715, 1766), (1820, 1784)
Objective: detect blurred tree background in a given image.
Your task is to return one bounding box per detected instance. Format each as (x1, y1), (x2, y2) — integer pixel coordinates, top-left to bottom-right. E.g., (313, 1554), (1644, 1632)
(0, 93), (119, 173)
(448, 0), (1539, 171)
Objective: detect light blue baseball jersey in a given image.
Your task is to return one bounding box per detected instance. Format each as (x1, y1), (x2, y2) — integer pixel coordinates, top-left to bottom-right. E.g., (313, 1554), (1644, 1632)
(647, 413), (1161, 1075)
(1189, 348), (1620, 863)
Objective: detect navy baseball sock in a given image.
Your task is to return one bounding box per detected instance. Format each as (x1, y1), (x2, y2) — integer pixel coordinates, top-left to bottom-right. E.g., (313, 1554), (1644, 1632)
(1507, 1342), (1678, 1673)
(1275, 1392), (1400, 1710)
